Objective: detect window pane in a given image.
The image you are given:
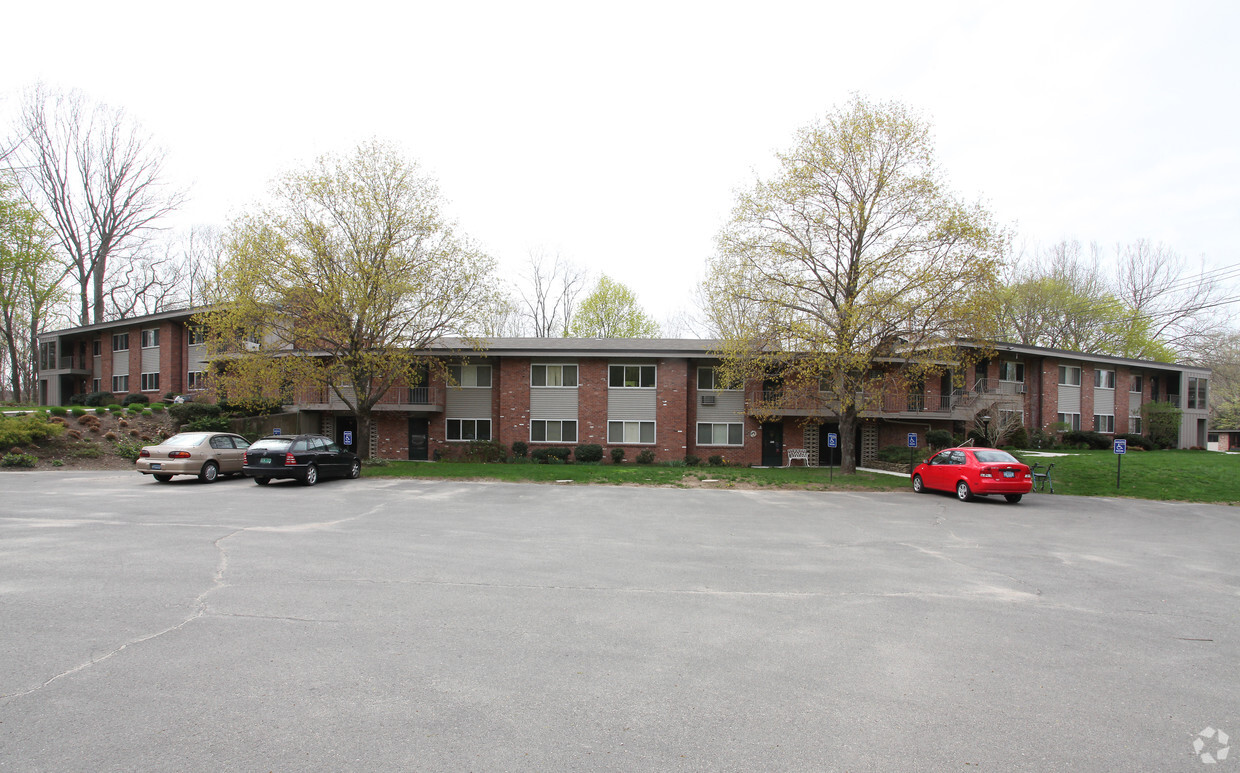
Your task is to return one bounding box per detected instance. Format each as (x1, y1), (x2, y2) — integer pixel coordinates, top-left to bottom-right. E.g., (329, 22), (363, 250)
(449, 365), (462, 385)
(609, 366), (623, 388)
(476, 367), (491, 388)
(697, 423), (711, 444)
(608, 421), (622, 443)
(478, 420), (491, 440)
(640, 366), (655, 388)
(447, 420), (461, 440)
(728, 424), (743, 445)
(531, 421), (546, 442)
(698, 369), (714, 390)
(547, 421), (562, 441)
(563, 366), (577, 387)
(563, 422), (577, 442)
(546, 366), (562, 387)
(532, 365), (546, 387)
(640, 422), (654, 444)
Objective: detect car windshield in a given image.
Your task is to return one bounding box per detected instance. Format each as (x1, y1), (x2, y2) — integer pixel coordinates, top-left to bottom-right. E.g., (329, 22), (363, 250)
(250, 438), (293, 452)
(974, 450), (1019, 464)
(163, 433), (210, 447)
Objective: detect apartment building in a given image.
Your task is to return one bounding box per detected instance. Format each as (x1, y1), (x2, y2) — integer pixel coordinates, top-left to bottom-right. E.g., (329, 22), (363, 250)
(36, 309), (1213, 462)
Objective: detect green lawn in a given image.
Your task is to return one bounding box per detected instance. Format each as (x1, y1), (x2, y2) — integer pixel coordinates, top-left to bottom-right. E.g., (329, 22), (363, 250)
(364, 461), (911, 491)
(1012, 449), (1240, 503)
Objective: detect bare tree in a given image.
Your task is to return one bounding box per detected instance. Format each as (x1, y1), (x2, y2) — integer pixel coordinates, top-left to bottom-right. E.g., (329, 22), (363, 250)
(8, 84), (184, 325)
(515, 250), (588, 337)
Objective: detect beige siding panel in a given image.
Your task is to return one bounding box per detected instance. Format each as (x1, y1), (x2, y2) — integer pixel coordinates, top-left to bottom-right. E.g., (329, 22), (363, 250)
(1094, 388), (1114, 415)
(141, 346), (160, 372)
(188, 344), (207, 371)
(93, 355), (102, 378)
(446, 388), (492, 417)
(530, 388), (579, 420)
(608, 388), (656, 420)
(112, 351), (129, 376)
(1058, 385), (1080, 413)
(1129, 393), (1141, 414)
(696, 391), (745, 422)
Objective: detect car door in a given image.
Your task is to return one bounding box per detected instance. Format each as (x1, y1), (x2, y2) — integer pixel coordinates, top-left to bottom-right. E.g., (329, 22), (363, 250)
(322, 439), (348, 476)
(923, 451), (949, 491)
(208, 434), (236, 471)
(225, 435), (250, 473)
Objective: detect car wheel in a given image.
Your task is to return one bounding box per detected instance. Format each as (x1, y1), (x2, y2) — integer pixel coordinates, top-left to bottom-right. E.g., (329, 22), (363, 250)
(254, 477), (270, 486)
(912, 474), (925, 493)
(349, 459), (361, 479)
(153, 473), (173, 482)
(1004, 494), (1023, 504)
(199, 461), (219, 483)
(956, 480), (973, 502)
(303, 464), (318, 486)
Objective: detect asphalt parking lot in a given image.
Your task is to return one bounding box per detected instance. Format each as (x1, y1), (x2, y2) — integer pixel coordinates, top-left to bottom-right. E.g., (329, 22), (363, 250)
(0, 471), (1236, 772)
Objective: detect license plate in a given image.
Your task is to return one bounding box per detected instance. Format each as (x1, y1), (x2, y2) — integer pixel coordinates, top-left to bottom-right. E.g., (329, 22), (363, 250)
(1003, 470), (1015, 478)
(150, 463), (161, 470)
(259, 458), (272, 465)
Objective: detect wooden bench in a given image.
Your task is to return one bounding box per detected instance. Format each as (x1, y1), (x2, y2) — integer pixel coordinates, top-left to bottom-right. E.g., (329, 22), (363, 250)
(786, 448), (810, 467)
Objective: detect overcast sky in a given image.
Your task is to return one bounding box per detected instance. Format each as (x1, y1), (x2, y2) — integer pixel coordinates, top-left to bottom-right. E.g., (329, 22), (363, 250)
(3, 0), (1238, 330)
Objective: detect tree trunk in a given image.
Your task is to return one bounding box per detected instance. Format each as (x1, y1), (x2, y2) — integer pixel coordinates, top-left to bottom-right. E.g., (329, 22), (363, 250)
(839, 407), (859, 475)
(356, 408), (373, 461)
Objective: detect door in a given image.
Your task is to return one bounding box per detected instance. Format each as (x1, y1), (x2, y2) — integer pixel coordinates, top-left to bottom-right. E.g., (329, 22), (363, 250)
(408, 417), (429, 461)
(818, 423), (840, 468)
(761, 422), (783, 467)
(336, 415), (358, 456)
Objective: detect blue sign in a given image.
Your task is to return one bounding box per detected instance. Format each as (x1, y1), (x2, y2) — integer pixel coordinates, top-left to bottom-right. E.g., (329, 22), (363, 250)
(343, 430), (354, 447)
(272, 427), (281, 435)
(1113, 438), (1127, 454)
(827, 433), (838, 448)
(907, 433), (918, 448)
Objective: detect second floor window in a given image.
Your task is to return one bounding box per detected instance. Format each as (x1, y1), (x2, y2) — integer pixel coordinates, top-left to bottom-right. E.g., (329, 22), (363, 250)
(610, 364), (655, 388)
(449, 364), (492, 388)
(188, 327), (207, 345)
(697, 367), (736, 390)
(999, 361), (1024, 382)
(141, 328), (160, 348)
(1094, 369), (1115, 389)
(112, 333), (129, 352)
(1058, 365), (1081, 386)
(1187, 377), (1208, 410)
(1130, 374), (1144, 393)
(531, 364), (577, 387)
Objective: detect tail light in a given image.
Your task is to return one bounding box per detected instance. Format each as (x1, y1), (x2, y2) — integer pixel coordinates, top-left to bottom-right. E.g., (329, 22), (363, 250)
(285, 453), (296, 466)
(139, 449), (150, 458)
(244, 452), (251, 464)
(980, 467), (994, 478)
(169, 451), (191, 459)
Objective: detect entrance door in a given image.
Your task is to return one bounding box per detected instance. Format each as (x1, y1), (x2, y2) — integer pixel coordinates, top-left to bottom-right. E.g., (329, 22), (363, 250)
(408, 417), (429, 461)
(761, 422), (784, 467)
(336, 415), (358, 455)
(818, 423), (840, 468)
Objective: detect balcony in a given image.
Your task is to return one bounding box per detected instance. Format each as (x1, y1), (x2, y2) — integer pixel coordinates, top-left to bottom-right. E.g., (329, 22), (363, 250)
(41, 355), (92, 375)
(298, 385), (445, 412)
(746, 378), (1024, 420)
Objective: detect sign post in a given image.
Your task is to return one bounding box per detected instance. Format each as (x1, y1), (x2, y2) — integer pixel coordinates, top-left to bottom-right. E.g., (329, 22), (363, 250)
(827, 432), (838, 483)
(907, 433), (919, 474)
(1113, 438), (1126, 488)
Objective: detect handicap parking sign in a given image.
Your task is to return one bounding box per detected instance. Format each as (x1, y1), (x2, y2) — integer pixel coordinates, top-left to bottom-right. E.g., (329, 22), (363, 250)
(1113, 438), (1126, 454)
(907, 433), (918, 448)
(827, 432), (837, 448)
(343, 430), (353, 447)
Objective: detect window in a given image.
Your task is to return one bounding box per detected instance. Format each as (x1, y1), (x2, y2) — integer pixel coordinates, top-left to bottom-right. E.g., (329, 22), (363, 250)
(447, 418), (491, 441)
(112, 374), (129, 392)
(1094, 414), (1115, 433)
(531, 420), (577, 443)
(1058, 365), (1081, 386)
(697, 423), (743, 446)
(188, 327), (207, 346)
(1130, 417), (1142, 434)
(140, 372), (159, 392)
(187, 371), (206, 390)
(1187, 377), (1208, 410)
(999, 361), (1025, 382)
(608, 420), (655, 444)
(92, 378), (101, 393)
(1130, 374), (1143, 393)
(112, 333), (129, 352)
(1057, 412), (1081, 431)
(92, 339), (101, 357)
(449, 364), (491, 388)
(141, 328), (160, 348)
(697, 367), (735, 391)
(1094, 369), (1115, 389)
(531, 364), (577, 387)
(38, 341), (56, 370)
(609, 364), (655, 388)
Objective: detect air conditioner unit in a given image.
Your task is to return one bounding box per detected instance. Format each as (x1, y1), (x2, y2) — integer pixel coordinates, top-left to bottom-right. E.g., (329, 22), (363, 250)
(1016, 384), (1027, 394)
(700, 394), (717, 406)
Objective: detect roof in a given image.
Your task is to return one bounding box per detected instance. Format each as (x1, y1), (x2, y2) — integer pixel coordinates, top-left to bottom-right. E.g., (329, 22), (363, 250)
(431, 337), (725, 358)
(38, 305), (214, 341)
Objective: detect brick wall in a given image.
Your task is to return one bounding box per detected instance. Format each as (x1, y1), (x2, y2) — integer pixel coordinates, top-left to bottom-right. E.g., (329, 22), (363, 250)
(1039, 359), (1059, 431)
(374, 414), (407, 459)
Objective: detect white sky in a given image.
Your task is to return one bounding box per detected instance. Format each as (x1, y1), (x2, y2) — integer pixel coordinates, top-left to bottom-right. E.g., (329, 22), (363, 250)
(3, 0), (1238, 330)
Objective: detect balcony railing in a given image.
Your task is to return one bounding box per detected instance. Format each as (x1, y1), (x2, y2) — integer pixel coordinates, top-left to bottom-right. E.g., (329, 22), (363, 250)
(298, 385), (445, 411)
(746, 378), (1024, 418)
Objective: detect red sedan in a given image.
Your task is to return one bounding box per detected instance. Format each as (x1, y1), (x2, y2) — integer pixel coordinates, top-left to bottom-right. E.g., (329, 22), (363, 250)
(911, 447), (1033, 503)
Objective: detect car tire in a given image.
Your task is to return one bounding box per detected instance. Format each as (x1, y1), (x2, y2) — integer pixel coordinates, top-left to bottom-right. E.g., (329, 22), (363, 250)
(956, 480), (973, 502)
(1004, 494), (1023, 504)
(153, 473), (173, 482)
(254, 477), (270, 486)
(303, 464), (318, 486)
(199, 461), (219, 484)
(348, 459), (361, 479)
(912, 474), (925, 493)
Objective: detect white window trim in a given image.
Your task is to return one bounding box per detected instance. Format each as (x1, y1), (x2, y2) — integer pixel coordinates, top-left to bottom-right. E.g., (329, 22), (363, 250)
(697, 367), (739, 392)
(609, 364), (656, 389)
(530, 419), (578, 443)
(112, 333), (129, 352)
(140, 372), (160, 392)
(1094, 414), (1115, 434)
(112, 374), (129, 392)
(446, 418), (492, 441)
(1094, 368), (1116, 389)
(187, 371), (206, 391)
(696, 422), (744, 446)
(1058, 366), (1082, 386)
(531, 364), (578, 388)
(607, 420), (656, 444)
(1057, 412), (1081, 431)
(141, 328), (160, 349)
(449, 364), (492, 389)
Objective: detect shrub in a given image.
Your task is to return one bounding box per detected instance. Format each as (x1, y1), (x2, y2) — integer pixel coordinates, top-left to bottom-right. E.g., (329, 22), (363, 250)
(1, 452), (38, 468)
(708, 454), (725, 467)
(104, 431), (118, 441)
(1117, 433), (1152, 450)
(511, 440), (528, 459)
(185, 416), (231, 432)
(67, 393), (85, 406)
(141, 409), (153, 416)
(1024, 428), (1056, 449)
(70, 406), (87, 417)
(574, 444), (604, 463)
(94, 407), (108, 416)
(150, 404), (165, 413)
(877, 444), (918, 463)
(459, 439), (507, 463)
(51, 459), (64, 467)
(531, 447), (571, 464)
(69, 444), (102, 458)
(114, 439), (144, 462)
(1006, 425), (1030, 449)
(122, 393), (150, 406)
(611, 447), (626, 464)
(48, 406), (68, 417)
(218, 398), (284, 418)
(118, 419), (129, 428)
(107, 404), (123, 413)
(67, 429), (82, 440)
(1143, 401), (1182, 449)
(926, 429), (954, 449)
(169, 402), (221, 426)
(1061, 430), (1112, 450)
(635, 449), (655, 465)
(0, 413), (65, 447)
(684, 454), (701, 466)
(80, 391), (111, 407)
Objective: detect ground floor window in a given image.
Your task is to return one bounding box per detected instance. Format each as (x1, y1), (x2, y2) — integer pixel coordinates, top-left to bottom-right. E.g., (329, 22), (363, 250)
(696, 422), (743, 446)
(1130, 417), (1142, 434)
(188, 371), (206, 390)
(141, 372), (159, 391)
(112, 374), (129, 392)
(608, 420), (654, 444)
(531, 419), (577, 443)
(1094, 414), (1115, 434)
(447, 418), (491, 441)
(92, 378), (101, 393)
(1057, 412), (1081, 431)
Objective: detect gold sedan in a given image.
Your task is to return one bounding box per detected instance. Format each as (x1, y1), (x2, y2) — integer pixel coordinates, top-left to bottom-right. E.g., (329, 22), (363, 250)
(136, 432), (251, 483)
